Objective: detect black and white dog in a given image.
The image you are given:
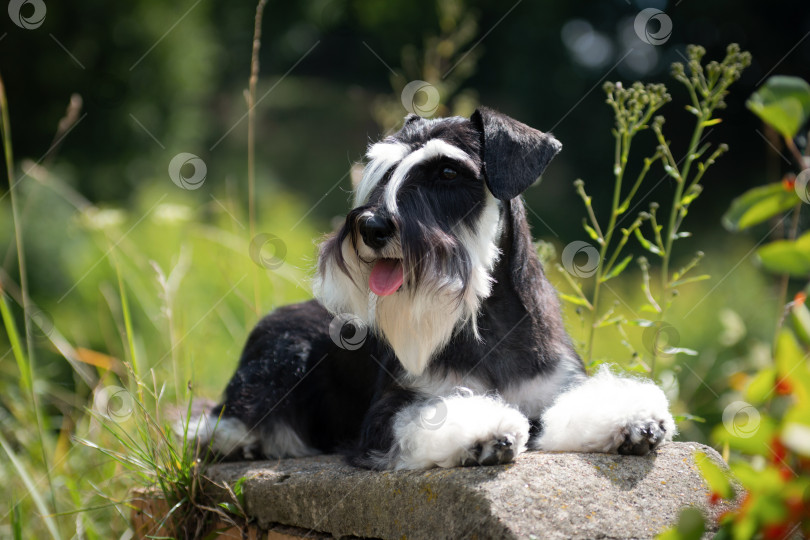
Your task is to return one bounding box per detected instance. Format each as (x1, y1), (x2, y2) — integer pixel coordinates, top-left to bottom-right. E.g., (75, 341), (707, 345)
(195, 108), (676, 470)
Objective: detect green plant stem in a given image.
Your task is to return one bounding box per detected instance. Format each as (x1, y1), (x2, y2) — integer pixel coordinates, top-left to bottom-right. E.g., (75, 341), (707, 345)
(248, 0), (268, 315)
(586, 132), (630, 364)
(0, 70), (58, 516)
(654, 113), (707, 378)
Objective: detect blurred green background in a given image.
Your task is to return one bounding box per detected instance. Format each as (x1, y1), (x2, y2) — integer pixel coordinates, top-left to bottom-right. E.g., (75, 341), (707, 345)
(1, 0), (809, 536)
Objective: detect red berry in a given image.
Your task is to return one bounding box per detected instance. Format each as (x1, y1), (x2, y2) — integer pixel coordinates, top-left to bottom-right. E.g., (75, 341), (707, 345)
(786, 496), (804, 518)
(771, 438), (788, 464)
(775, 378), (793, 395)
(783, 173), (797, 191)
(763, 522), (792, 540)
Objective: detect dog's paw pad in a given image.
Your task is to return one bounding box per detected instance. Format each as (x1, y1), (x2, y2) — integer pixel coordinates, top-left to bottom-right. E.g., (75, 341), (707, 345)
(461, 434), (516, 466)
(617, 420), (667, 456)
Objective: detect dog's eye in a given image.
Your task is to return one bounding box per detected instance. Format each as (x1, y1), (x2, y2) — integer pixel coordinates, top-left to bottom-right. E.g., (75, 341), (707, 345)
(440, 167), (457, 180)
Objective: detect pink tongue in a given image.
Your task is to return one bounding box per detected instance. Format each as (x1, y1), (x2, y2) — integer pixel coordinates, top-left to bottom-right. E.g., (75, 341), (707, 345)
(369, 259), (404, 296)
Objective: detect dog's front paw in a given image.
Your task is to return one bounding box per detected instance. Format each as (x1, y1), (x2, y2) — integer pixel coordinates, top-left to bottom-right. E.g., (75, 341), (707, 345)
(392, 393), (529, 469)
(537, 366), (677, 454)
(461, 434), (517, 466)
(617, 419), (668, 456)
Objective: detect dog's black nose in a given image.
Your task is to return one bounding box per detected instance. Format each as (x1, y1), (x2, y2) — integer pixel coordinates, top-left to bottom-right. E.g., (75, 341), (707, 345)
(359, 214), (395, 249)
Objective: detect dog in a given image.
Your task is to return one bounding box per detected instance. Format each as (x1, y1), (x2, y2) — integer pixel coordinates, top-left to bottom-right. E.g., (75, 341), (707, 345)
(193, 107), (676, 470)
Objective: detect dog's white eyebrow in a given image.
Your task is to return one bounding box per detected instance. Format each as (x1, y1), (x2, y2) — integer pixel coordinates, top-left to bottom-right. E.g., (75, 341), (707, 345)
(384, 139), (475, 214)
(354, 142), (410, 207)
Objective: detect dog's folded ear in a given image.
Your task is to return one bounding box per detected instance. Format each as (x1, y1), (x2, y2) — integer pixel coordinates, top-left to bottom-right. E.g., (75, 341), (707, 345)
(471, 107), (562, 201)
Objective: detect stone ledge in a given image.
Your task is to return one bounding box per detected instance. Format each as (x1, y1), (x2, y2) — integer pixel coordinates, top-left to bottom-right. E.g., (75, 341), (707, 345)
(188, 442), (736, 539)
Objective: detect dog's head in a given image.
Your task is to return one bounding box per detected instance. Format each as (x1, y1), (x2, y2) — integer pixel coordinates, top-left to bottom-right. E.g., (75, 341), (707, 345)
(314, 108), (561, 375)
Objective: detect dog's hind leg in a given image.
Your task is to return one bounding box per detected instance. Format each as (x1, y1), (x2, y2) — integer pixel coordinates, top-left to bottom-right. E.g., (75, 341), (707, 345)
(356, 390), (530, 470)
(536, 366), (677, 455)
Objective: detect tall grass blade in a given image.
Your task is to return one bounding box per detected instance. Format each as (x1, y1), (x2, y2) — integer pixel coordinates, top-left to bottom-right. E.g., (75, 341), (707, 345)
(0, 431), (62, 540)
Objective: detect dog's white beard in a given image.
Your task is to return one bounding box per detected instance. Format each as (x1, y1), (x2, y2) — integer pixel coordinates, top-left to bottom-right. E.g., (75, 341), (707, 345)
(314, 193), (502, 376)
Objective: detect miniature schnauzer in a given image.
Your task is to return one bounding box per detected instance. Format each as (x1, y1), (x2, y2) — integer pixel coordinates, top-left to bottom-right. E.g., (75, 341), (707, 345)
(194, 107), (676, 469)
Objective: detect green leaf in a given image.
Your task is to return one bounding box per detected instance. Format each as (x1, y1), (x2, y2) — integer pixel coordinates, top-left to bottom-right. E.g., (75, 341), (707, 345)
(634, 228), (662, 255)
(582, 220), (602, 244)
(713, 415), (777, 455)
(233, 475), (247, 504)
(695, 451), (733, 498)
(597, 316), (624, 328)
(756, 231), (810, 277)
(669, 274), (711, 288)
(665, 347), (699, 356)
(628, 319), (656, 327)
(601, 255), (633, 282)
(775, 329), (805, 379)
(660, 507), (706, 540)
(11, 501), (21, 540)
(559, 293), (590, 307)
(219, 502), (239, 514)
(790, 302), (810, 346)
(747, 75), (810, 138)
(673, 413), (706, 423)
(745, 367), (776, 404)
(680, 185), (703, 207)
(701, 118), (723, 127)
(722, 182), (800, 231)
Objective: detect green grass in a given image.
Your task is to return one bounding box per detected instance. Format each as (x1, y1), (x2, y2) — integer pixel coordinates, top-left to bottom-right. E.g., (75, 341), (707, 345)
(0, 65), (319, 534)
